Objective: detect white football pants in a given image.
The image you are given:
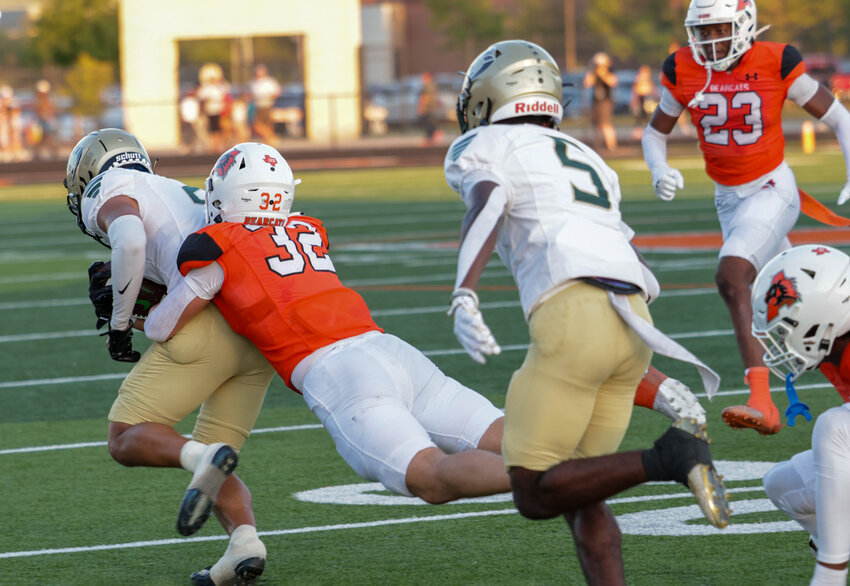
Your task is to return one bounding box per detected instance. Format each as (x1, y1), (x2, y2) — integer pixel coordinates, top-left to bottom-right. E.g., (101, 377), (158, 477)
(763, 403), (850, 565)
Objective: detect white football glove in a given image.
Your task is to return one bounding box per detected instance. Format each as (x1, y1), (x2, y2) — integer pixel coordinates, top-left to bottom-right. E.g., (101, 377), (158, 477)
(448, 288), (501, 364)
(651, 166), (684, 201)
(838, 181), (850, 205)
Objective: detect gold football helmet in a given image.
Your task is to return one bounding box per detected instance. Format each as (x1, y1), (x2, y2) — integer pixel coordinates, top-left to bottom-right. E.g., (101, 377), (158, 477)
(456, 40), (563, 133)
(65, 128), (152, 243)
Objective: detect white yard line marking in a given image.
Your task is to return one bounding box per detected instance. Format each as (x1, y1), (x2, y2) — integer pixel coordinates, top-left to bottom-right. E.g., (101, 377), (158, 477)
(0, 381), (833, 457)
(0, 486), (768, 559)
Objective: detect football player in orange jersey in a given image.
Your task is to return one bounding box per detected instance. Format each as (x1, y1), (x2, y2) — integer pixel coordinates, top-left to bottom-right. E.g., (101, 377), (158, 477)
(144, 142), (511, 515)
(751, 245), (850, 584)
(147, 138), (731, 583)
(641, 0), (850, 435)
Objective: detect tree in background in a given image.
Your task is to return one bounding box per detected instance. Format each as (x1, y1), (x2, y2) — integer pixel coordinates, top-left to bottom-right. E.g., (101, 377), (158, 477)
(65, 52), (114, 137)
(423, 0), (506, 64)
(427, 0), (850, 74)
(29, 0), (118, 68)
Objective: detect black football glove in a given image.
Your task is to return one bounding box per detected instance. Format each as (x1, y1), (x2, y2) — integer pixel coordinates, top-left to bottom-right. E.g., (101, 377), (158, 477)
(105, 327), (141, 362)
(88, 261), (113, 330)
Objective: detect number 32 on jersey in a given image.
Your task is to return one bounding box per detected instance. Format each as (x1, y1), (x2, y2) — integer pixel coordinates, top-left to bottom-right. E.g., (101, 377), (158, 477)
(265, 219), (336, 277)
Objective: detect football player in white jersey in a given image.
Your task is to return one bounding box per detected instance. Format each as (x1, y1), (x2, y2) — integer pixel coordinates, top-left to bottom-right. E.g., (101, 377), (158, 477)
(445, 40), (730, 583)
(65, 129), (274, 585)
(752, 245), (850, 586)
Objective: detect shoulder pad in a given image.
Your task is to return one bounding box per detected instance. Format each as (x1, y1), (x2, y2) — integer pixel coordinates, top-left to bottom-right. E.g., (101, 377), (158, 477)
(662, 53), (677, 86)
(782, 45), (804, 80)
(177, 231), (223, 276)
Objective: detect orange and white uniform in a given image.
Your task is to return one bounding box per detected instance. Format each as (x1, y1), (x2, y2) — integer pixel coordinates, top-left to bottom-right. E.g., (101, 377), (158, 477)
(165, 214), (503, 496)
(657, 42), (814, 269)
(762, 341), (850, 568)
(662, 43), (804, 185)
(177, 216), (381, 390)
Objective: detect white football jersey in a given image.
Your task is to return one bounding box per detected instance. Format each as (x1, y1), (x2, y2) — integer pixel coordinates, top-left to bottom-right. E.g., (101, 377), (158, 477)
(445, 123), (647, 317)
(80, 168), (206, 290)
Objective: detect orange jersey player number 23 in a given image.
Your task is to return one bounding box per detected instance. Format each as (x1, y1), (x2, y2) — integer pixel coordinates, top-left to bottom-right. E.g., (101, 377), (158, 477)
(663, 43), (805, 185)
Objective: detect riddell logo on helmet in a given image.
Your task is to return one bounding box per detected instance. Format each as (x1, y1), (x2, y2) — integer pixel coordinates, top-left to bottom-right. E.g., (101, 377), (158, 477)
(514, 101), (559, 115)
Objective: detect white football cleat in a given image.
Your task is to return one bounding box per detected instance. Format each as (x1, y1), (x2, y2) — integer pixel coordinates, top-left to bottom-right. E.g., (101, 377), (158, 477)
(177, 443), (238, 536)
(191, 526), (266, 585)
(653, 377), (707, 426)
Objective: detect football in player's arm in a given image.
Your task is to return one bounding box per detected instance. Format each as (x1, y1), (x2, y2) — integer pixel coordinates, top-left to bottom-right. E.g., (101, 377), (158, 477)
(641, 0), (850, 435)
(751, 245), (850, 585)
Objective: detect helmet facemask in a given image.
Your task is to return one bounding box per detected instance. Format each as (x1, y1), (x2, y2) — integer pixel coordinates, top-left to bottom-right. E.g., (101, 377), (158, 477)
(685, 0), (758, 72)
(751, 245), (850, 380)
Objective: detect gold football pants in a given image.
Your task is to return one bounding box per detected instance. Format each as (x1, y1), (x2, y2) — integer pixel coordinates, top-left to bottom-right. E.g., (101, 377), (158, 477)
(503, 282), (653, 471)
(109, 304), (274, 449)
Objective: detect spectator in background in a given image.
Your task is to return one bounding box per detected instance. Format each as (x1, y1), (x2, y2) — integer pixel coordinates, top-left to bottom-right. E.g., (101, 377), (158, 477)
(0, 85), (26, 162)
(196, 63), (231, 153)
(630, 65), (658, 139)
(249, 64), (281, 145)
(33, 80), (56, 160)
(179, 90), (204, 153)
(417, 72), (444, 145)
(230, 92), (251, 144)
(583, 52), (618, 152)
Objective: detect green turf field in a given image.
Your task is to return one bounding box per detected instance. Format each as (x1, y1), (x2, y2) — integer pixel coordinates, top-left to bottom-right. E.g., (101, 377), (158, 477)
(1, 146), (848, 584)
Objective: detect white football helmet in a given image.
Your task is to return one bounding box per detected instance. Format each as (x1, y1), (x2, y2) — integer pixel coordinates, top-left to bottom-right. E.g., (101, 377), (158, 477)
(65, 128), (152, 244)
(457, 39), (563, 133)
(751, 245), (850, 379)
(205, 143), (300, 226)
(685, 0), (758, 72)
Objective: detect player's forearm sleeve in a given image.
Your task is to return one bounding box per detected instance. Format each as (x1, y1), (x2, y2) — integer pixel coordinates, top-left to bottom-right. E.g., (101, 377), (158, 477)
(144, 279), (201, 342)
(641, 125), (670, 174)
(108, 214), (146, 330)
(454, 185), (508, 290)
(144, 263), (223, 341)
(820, 99), (850, 178)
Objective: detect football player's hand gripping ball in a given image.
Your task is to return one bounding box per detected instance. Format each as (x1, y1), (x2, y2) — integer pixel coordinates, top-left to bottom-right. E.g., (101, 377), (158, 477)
(88, 261), (113, 330)
(106, 327), (140, 362)
(651, 165), (684, 201)
(87, 260), (167, 329)
(448, 288), (501, 364)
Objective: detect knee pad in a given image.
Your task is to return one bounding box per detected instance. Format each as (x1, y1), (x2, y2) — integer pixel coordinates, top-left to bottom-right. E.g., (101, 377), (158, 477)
(763, 459), (815, 520)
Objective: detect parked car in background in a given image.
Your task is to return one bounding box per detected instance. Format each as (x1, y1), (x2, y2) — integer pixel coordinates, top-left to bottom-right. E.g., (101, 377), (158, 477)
(367, 72), (461, 128)
(270, 83), (305, 137)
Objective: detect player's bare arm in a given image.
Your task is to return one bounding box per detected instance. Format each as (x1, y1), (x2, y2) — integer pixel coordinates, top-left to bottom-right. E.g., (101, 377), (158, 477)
(96, 194), (141, 231)
(647, 107), (679, 134)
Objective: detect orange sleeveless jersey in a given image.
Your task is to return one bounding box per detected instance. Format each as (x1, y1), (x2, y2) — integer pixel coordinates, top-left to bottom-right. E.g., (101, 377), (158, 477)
(661, 42), (805, 185)
(178, 216), (382, 391)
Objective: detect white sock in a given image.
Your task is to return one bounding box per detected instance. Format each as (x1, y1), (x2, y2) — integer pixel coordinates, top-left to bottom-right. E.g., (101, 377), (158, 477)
(179, 440), (207, 472)
(209, 524), (265, 583)
(811, 563), (848, 585)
